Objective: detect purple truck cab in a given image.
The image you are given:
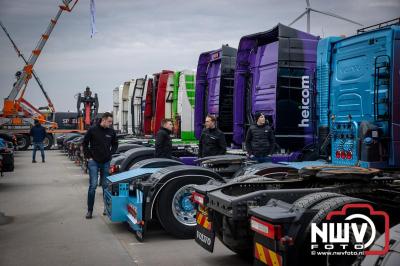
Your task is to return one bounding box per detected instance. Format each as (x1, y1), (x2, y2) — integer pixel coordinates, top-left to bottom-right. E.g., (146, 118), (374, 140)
(233, 24), (319, 158)
(194, 45), (237, 145)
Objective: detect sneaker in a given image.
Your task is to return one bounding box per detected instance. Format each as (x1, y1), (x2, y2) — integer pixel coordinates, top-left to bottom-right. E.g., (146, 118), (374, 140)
(32, 160), (37, 163)
(103, 208), (107, 216)
(85, 211), (93, 219)
(42, 159), (45, 163)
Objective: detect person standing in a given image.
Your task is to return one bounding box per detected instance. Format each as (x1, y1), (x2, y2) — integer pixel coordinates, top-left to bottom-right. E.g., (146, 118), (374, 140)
(198, 115), (227, 158)
(83, 112), (118, 219)
(155, 119), (173, 159)
(30, 119), (46, 163)
(245, 112), (276, 163)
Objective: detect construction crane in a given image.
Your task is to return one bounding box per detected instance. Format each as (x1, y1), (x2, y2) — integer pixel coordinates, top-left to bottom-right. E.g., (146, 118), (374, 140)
(0, 0), (80, 150)
(0, 20), (55, 114)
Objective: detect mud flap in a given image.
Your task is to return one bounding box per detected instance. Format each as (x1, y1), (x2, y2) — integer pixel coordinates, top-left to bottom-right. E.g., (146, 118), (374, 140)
(195, 223), (215, 252)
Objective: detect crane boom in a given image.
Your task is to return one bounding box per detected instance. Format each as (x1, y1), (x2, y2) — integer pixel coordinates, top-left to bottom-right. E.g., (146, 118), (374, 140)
(6, 0), (79, 101)
(0, 20), (55, 113)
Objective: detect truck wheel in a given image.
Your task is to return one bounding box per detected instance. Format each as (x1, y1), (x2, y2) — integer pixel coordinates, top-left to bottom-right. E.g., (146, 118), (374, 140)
(156, 175), (210, 239)
(43, 134), (54, 150)
(309, 196), (369, 223)
(292, 192), (342, 209)
(16, 135), (30, 150)
(220, 216), (253, 257)
(301, 196), (372, 266)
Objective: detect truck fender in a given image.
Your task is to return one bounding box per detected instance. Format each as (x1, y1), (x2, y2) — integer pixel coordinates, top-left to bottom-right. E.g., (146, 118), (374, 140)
(146, 165), (224, 220)
(130, 158), (183, 169)
(119, 147), (155, 171)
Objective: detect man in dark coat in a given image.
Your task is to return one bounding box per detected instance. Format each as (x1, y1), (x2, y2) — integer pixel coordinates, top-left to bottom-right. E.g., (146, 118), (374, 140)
(245, 112), (276, 163)
(30, 119), (47, 163)
(155, 119), (173, 158)
(199, 115), (227, 158)
(83, 112), (118, 219)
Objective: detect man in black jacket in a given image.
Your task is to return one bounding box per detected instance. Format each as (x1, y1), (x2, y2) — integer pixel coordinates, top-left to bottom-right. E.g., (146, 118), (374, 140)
(155, 119), (173, 158)
(245, 112), (276, 163)
(199, 115), (227, 158)
(30, 119), (46, 163)
(83, 112), (118, 219)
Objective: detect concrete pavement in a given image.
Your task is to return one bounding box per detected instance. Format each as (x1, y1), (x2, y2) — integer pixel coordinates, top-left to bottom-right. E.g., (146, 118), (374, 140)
(0, 150), (250, 266)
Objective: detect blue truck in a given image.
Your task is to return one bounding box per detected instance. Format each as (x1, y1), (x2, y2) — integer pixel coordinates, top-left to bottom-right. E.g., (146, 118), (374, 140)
(192, 19), (400, 266)
(104, 157), (226, 240)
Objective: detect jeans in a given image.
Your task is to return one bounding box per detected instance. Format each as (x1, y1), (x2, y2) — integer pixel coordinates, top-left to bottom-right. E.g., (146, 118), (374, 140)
(32, 142), (45, 161)
(87, 159), (110, 212)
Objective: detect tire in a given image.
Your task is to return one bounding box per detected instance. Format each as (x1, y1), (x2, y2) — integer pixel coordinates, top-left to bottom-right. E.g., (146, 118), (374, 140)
(218, 216), (253, 258)
(43, 134), (54, 150)
(308, 196), (369, 229)
(300, 196), (371, 266)
(16, 134), (30, 151)
(156, 175), (210, 239)
(292, 192), (342, 209)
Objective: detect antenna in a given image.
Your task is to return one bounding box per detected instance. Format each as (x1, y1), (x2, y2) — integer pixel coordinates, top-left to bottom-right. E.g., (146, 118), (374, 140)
(289, 0), (363, 33)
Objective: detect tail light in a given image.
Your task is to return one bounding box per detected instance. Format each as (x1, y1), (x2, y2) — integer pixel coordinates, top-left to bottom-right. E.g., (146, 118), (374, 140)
(109, 164), (119, 174)
(192, 192), (205, 205)
(340, 150), (346, 159)
(250, 216), (282, 240)
(346, 151), (352, 160)
(335, 150), (340, 159)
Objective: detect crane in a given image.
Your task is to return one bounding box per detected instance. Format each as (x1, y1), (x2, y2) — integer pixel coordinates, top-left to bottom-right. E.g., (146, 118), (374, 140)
(1, 0), (79, 126)
(0, 20), (55, 114)
(76, 86), (99, 130)
(0, 0), (80, 150)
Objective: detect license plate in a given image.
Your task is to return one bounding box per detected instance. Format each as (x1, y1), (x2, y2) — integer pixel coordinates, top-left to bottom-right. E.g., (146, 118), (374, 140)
(195, 223), (215, 252)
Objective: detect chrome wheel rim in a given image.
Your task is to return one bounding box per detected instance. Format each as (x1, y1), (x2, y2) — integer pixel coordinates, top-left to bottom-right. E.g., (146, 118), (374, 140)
(171, 184), (197, 226)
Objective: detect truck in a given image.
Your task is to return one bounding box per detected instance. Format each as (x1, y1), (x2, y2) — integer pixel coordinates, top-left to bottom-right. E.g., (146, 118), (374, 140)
(143, 78), (154, 136)
(232, 24), (319, 161)
(114, 81), (133, 133)
(194, 25), (322, 177)
(194, 45), (237, 145)
(192, 20), (400, 266)
(152, 70), (175, 135)
(130, 77), (148, 135)
(173, 70), (197, 141)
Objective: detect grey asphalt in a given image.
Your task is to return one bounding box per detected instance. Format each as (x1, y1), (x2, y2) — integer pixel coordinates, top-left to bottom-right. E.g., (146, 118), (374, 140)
(0, 150), (250, 266)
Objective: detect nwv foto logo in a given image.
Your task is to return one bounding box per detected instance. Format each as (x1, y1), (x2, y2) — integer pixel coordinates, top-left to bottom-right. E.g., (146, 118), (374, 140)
(310, 204), (390, 256)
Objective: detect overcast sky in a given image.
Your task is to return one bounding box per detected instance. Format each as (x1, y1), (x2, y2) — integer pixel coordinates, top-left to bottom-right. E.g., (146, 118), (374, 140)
(0, 0), (399, 112)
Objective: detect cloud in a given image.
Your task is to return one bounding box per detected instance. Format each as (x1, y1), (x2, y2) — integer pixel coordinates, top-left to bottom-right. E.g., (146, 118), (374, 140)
(0, 0), (399, 112)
